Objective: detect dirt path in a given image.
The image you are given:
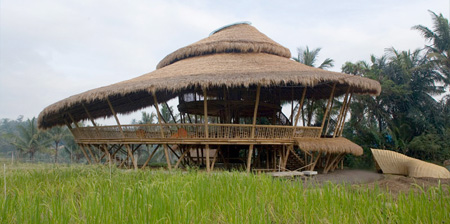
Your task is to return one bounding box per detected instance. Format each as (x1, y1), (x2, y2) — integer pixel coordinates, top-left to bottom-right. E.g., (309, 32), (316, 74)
(302, 169), (450, 196)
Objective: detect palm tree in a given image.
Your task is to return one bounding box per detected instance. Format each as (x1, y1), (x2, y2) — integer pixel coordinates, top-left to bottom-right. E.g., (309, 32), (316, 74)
(47, 126), (71, 163)
(292, 46), (335, 126)
(7, 117), (50, 161)
(292, 46), (334, 69)
(413, 10), (450, 85)
(139, 111), (156, 124)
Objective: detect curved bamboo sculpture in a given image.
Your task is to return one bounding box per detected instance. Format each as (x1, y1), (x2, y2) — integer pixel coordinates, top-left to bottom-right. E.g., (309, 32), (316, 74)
(371, 149), (450, 179)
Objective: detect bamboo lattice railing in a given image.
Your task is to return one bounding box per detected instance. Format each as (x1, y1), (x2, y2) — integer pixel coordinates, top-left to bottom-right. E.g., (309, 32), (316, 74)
(71, 124), (321, 142)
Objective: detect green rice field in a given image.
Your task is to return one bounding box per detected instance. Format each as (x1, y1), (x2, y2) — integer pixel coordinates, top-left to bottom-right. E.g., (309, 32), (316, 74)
(1, 163), (449, 223)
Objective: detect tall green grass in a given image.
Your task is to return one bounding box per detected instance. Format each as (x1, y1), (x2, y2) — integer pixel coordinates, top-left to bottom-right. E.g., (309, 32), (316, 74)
(1, 164), (449, 223)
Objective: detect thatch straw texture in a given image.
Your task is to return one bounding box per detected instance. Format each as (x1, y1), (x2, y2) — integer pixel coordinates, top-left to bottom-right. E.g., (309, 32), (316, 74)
(38, 23), (381, 129)
(156, 23), (291, 69)
(295, 137), (363, 156)
(371, 149), (450, 179)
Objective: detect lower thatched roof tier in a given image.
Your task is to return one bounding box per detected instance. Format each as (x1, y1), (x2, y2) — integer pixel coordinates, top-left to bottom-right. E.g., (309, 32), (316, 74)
(295, 137), (363, 156)
(38, 52), (381, 129)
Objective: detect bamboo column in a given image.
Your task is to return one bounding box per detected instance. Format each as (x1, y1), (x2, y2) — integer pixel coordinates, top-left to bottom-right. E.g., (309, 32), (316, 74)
(152, 94), (172, 171)
(66, 114), (93, 164)
(292, 87), (307, 137)
(319, 83), (336, 137)
(338, 91), (353, 136)
(246, 84), (261, 172)
(82, 103), (112, 164)
(334, 87), (351, 138)
(202, 87), (211, 172)
(106, 97), (137, 170)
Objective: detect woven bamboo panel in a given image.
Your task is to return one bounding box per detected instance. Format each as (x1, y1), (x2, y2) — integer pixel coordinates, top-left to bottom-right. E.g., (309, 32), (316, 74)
(371, 149), (450, 179)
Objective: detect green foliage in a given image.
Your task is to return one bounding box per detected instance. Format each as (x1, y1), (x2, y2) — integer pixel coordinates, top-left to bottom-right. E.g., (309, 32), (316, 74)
(5, 117), (51, 160)
(342, 12), (450, 166)
(413, 10), (450, 85)
(292, 46), (334, 69)
(1, 165), (449, 223)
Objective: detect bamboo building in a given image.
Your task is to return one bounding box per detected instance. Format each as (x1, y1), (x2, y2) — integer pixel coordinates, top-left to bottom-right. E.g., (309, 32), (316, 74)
(38, 23), (381, 173)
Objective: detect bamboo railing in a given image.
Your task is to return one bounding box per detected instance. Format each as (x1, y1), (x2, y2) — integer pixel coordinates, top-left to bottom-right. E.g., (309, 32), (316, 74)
(71, 124), (321, 142)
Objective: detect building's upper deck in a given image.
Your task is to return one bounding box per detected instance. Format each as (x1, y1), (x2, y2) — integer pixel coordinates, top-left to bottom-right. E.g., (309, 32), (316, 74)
(71, 123), (321, 145)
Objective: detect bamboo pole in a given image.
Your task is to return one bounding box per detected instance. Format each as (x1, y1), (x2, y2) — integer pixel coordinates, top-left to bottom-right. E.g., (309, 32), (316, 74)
(202, 87), (211, 172)
(67, 113), (79, 128)
(83, 103), (112, 164)
(64, 118), (91, 164)
(292, 87), (307, 137)
(153, 94), (172, 171)
(106, 97), (137, 170)
(338, 91), (353, 136)
(211, 147), (220, 171)
(247, 84), (261, 172)
(78, 144), (92, 164)
(82, 103), (97, 127)
(141, 145), (160, 170)
(164, 102), (178, 124)
(334, 87), (351, 138)
(85, 144), (99, 164)
(287, 145), (304, 164)
(282, 145), (291, 169)
(324, 98), (335, 136)
(319, 83), (336, 137)
(174, 149), (190, 169)
(290, 87), (294, 122)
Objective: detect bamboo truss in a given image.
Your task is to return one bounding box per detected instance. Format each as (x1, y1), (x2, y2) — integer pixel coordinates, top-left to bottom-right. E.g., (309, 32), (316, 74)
(64, 82), (360, 174)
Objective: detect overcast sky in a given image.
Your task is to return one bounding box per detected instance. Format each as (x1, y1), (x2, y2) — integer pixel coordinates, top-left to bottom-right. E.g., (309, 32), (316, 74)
(0, 0), (448, 121)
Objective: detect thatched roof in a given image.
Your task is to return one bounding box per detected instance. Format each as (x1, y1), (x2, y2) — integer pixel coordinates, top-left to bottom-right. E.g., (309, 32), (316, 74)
(371, 149), (450, 179)
(38, 23), (381, 129)
(295, 137), (363, 156)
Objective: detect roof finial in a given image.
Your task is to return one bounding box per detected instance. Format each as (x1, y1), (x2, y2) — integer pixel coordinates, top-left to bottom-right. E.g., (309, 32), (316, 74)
(210, 21), (252, 36)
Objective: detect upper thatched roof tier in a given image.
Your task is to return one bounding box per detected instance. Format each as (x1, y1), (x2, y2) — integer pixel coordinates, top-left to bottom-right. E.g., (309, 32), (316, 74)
(38, 23), (381, 129)
(156, 23), (291, 69)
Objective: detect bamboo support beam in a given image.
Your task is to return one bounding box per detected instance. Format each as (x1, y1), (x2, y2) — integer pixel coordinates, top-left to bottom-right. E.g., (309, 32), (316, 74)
(167, 145), (180, 159)
(334, 87), (351, 137)
(174, 149), (190, 169)
(106, 97), (137, 170)
(319, 83), (336, 137)
(85, 144), (99, 164)
(67, 113), (79, 128)
(211, 147), (220, 171)
(292, 87), (307, 137)
(83, 104), (112, 165)
(287, 146), (304, 164)
(141, 145), (160, 170)
(247, 84), (261, 172)
(202, 87), (211, 172)
(82, 103), (97, 127)
(164, 102), (178, 124)
(152, 94), (172, 171)
(324, 98), (335, 136)
(282, 146), (291, 169)
(338, 92), (353, 136)
(324, 153), (344, 173)
(309, 152), (321, 171)
(77, 144), (92, 164)
(65, 119), (91, 164)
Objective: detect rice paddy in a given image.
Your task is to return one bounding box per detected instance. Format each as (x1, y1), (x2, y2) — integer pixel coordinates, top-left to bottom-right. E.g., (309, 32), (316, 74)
(1, 163), (449, 223)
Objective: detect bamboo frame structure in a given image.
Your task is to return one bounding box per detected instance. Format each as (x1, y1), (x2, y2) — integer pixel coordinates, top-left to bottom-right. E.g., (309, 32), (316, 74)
(38, 23), (380, 174)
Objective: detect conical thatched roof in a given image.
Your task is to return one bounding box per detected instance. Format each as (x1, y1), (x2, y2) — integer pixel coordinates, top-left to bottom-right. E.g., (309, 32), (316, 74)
(38, 23), (381, 129)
